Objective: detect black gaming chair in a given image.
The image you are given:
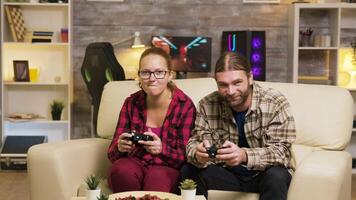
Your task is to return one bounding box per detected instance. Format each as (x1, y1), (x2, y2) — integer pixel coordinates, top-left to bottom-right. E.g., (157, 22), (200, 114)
(81, 42), (125, 136)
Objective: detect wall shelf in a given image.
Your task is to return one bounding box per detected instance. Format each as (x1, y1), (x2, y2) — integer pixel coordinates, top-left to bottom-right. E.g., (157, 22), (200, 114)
(288, 3), (356, 85)
(4, 120), (69, 124)
(3, 42), (69, 46)
(4, 81), (68, 86)
(1, 1), (72, 145)
(3, 2), (69, 7)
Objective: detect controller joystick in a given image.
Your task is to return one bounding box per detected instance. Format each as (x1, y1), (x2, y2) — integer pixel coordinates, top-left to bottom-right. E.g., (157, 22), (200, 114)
(206, 144), (218, 158)
(129, 132), (153, 144)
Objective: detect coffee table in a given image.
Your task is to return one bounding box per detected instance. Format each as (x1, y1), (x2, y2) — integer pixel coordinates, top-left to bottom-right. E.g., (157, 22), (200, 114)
(109, 191), (206, 200)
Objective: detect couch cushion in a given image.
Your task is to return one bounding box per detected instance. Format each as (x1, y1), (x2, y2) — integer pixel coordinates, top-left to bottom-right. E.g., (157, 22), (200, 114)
(291, 144), (315, 168)
(173, 78), (217, 106)
(208, 190), (259, 200)
(97, 80), (140, 139)
(257, 81), (353, 150)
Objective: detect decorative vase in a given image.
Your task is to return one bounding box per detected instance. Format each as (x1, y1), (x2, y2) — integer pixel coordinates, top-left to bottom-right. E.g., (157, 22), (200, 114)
(86, 189), (101, 200)
(51, 111), (61, 120)
(181, 189), (196, 200)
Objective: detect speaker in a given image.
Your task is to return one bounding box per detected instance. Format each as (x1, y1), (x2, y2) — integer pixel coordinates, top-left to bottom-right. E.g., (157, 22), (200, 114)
(221, 31), (266, 81)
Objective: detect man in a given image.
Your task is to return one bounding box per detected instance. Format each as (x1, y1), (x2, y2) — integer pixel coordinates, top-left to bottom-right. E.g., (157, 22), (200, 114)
(185, 52), (296, 200)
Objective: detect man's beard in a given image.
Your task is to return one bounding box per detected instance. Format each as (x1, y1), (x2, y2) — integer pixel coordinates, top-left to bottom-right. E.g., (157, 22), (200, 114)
(225, 86), (251, 109)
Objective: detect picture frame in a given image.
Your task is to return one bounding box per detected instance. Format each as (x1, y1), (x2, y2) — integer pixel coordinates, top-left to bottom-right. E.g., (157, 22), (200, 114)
(13, 60), (30, 82)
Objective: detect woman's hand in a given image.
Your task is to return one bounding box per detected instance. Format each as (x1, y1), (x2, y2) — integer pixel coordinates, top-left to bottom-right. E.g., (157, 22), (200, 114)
(117, 132), (135, 153)
(139, 128), (162, 155)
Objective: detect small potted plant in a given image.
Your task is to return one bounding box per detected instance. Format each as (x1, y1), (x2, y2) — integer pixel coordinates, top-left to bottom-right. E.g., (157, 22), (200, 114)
(179, 179), (197, 200)
(50, 100), (64, 120)
(85, 174), (101, 200)
(96, 193), (108, 200)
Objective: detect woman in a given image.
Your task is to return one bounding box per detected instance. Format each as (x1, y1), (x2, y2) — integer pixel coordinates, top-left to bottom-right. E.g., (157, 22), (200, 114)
(107, 47), (196, 193)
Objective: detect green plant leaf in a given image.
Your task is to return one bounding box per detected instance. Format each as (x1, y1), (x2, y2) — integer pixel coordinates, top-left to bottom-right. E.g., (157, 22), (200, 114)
(179, 179), (197, 190)
(50, 100), (65, 113)
(85, 174), (100, 190)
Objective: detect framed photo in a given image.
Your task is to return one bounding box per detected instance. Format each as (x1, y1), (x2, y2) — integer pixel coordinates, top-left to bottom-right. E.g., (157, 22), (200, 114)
(13, 60), (30, 82)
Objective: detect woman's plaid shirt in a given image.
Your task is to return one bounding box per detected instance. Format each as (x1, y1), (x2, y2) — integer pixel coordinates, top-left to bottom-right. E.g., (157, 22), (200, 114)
(186, 83), (296, 171)
(108, 87), (196, 169)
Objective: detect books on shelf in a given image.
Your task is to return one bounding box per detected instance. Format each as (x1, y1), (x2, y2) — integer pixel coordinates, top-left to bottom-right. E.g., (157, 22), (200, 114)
(25, 30), (54, 43)
(33, 31), (54, 37)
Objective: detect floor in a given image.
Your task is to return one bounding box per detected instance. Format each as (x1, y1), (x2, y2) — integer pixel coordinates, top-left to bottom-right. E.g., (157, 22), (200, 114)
(0, 171), (356, 200)
(0, 170), (29, 200)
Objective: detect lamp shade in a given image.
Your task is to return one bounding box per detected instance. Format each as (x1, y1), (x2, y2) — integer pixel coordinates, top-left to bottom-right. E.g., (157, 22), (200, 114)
(112, 32), (145, 49)
(132, 32), (145, 48)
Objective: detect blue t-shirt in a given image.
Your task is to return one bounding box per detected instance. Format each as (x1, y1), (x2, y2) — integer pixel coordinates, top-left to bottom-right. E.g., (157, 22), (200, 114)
(234, 110), (249, 148)
(231, 110), (259, 177)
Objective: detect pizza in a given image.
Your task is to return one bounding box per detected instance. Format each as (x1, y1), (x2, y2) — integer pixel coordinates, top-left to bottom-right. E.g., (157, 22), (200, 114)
(115, 194), (169, 200)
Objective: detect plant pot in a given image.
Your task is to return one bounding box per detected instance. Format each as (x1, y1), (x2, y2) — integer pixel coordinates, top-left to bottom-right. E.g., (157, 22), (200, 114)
(51, 111), (62, 120)
(181, 189), (196, 200)
(86, 189), (101, 200)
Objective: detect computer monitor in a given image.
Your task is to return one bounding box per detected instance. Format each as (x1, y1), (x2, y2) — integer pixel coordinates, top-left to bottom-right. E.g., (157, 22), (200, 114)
(151, 36), (212, 77)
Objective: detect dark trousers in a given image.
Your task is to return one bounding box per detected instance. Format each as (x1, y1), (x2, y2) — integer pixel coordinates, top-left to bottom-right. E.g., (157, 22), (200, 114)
(180, 164), (292, 200)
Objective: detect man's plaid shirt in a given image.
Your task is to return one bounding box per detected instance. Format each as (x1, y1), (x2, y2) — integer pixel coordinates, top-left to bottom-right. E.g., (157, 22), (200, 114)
(186, 82), (296, 172)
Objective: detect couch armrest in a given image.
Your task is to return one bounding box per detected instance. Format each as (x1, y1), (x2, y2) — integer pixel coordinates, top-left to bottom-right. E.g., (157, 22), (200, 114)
(288, 150), (352, 200)
(28, 138), (111, 200)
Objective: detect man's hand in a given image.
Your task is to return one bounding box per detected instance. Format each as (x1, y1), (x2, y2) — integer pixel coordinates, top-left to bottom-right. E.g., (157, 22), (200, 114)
(215, 141), (247, 167)
(117, 132), (135, 153)
(139, 128), (162, 155)
(194, 140), (211, 164)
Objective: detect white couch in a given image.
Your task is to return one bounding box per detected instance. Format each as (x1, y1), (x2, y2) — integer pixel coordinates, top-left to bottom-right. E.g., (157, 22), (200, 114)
(28, 78), (353, 200)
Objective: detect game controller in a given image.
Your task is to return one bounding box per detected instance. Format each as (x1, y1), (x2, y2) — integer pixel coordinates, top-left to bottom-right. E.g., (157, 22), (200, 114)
(206, 144), (227, 158)
(129, 132), (153, 144)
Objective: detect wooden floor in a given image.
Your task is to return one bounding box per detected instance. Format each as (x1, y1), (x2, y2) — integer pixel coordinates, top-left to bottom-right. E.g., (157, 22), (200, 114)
(0, 171), (356, 200)
(0, 170), (29, 200)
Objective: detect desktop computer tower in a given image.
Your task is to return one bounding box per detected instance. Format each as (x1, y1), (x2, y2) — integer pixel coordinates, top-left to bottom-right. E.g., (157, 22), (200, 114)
(221, 31), (266, 81)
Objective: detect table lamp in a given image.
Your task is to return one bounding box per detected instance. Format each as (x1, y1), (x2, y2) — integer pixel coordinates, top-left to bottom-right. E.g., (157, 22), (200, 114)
(112, 31), (145, 48)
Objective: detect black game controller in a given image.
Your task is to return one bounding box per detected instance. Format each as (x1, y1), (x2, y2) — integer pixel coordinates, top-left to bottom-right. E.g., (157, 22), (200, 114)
(130, 132), (153, 144)
(206, 144), (227, 158)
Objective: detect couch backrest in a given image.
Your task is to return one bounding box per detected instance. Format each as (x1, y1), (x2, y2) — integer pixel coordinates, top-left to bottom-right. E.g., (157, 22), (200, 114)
(257, 81), (353, 150)
(97, 78), (353, 150)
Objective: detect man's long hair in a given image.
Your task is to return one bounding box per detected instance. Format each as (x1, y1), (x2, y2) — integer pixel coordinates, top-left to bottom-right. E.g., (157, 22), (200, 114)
(215, 51), (251, 76)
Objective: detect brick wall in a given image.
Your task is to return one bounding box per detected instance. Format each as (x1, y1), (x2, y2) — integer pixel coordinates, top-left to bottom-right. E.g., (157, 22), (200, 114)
(72, 0), (291, 138)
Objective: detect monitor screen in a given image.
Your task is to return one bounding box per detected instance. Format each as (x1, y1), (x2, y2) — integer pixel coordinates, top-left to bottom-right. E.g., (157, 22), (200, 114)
(151, 36), (212, 72)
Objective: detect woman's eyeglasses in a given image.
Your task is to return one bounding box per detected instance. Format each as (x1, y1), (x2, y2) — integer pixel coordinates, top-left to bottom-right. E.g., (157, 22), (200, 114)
(138, 70), (168, 79)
